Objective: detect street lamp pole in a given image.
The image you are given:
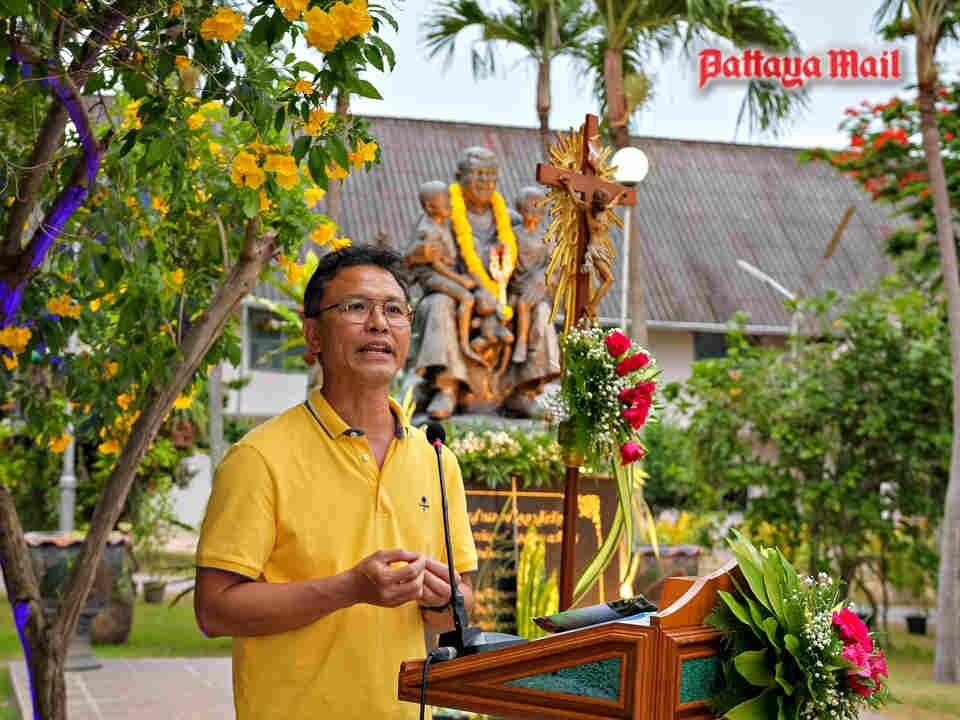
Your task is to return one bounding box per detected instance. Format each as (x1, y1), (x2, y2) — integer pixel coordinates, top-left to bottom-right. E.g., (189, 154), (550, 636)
(611, 146), (650, 340)
(620, 202), (632, 332)
(59, 242), (80, 533)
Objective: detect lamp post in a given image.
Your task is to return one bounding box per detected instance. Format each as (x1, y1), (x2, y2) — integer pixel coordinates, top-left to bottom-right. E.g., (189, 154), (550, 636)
(59, 241), (81, 533)
(735, 258), (805, 356)
(611, 146), (649, 341)
(610, 146), (649, 598)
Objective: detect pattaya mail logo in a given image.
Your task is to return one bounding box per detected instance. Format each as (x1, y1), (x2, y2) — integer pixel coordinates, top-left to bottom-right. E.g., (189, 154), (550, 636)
(699, 48), (902, 89)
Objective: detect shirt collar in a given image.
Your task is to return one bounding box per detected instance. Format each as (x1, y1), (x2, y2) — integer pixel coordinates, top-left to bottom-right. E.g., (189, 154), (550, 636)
(305, 389), (408, 440)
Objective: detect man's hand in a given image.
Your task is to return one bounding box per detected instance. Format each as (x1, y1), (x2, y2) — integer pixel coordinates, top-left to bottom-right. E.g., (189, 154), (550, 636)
(419, 557), (459, 608)
(352, 549), (426, 608)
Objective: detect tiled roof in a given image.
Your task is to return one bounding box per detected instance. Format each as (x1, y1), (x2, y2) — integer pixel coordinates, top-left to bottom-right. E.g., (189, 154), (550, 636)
(287, 115), (895, 329)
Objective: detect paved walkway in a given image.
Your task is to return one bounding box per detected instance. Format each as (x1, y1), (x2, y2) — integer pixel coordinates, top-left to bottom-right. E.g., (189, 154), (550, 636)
(9, 657), (893, 719)
(8, 659), (234, 719)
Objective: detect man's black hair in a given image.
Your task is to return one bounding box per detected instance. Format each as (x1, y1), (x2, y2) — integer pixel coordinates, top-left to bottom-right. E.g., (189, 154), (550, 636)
(302, 245), (408, 317)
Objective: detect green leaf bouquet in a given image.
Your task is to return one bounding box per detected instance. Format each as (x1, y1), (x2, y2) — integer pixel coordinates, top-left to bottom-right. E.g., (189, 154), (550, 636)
(708, 532), (890, 720)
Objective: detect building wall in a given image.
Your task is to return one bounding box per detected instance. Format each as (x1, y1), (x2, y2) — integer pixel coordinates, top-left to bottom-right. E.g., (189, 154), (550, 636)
(222, 363), (308, 419)
(647, 328), (695, 385)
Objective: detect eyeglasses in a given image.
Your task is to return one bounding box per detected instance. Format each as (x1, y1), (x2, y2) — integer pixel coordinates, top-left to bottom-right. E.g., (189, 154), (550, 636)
(312, 297), (414, 327)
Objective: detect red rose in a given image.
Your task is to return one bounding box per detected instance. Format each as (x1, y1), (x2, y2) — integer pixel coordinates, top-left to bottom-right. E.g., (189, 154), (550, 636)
(833, 607), (873, 651)
(622, 403), (651, 429)
(604, 330), (631, 358)
(619, 381), (655, 406)
(620, 440), (646, 465)
(615, 352), (649, 376)
(841, 643), (871, 669)
(846, 650), (887, 698)
(847, 672), (875, 697)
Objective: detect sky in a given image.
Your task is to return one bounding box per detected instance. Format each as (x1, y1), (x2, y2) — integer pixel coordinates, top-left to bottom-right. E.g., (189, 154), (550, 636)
(340, 0), (960, 150)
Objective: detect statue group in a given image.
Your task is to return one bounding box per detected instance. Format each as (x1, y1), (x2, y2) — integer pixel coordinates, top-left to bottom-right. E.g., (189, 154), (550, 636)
(404, 146), (561, 419)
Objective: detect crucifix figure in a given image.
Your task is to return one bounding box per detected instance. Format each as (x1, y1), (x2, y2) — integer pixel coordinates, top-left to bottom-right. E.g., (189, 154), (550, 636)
(537, 114), (636, 332)
(536, 114), (636, 610)
(560, 178), (630, 318)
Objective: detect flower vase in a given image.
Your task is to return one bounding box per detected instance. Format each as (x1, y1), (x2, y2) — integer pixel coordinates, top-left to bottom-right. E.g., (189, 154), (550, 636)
(557, 420), (585, 468)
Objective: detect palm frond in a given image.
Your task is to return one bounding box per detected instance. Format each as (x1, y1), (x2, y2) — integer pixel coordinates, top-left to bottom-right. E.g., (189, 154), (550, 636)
(735, 78), (808, 139)
(421, 0), (502, 76)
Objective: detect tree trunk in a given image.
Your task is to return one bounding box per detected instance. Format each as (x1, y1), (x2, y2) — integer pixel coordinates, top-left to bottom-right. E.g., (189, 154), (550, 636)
(536, 58), (552, 160)
(1, 1), (133, 285)
(32, 646), (68, 720)
(0, 222), (277, 717)
(603, 46), (630, 150)
(917, 61), (960, 684)
(323, 90), (351, 226)
(0, 483), (66, 719)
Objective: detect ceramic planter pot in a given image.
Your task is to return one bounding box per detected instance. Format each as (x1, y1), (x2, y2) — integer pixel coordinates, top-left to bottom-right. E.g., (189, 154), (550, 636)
(25, 531), (132, 671)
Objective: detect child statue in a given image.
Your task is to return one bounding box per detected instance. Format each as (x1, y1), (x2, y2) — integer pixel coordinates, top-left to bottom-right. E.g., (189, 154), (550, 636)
(509, 186), (550, 363)
(470, 287), (515, 362)
(405, 180), (485, 365)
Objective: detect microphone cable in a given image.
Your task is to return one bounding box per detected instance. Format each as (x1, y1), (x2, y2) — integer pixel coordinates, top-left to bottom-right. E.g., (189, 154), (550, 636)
(420, 646), (457, 720)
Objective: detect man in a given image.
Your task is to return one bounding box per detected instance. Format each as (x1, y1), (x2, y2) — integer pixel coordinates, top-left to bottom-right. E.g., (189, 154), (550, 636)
(195, 246), (478, 719)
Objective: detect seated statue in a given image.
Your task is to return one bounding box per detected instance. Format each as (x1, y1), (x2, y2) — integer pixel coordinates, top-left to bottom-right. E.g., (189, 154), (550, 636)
(405, 147), (560, 419)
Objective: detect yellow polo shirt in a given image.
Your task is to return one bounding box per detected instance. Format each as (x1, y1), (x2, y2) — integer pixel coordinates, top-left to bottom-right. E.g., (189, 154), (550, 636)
(196, 391), (478, 719)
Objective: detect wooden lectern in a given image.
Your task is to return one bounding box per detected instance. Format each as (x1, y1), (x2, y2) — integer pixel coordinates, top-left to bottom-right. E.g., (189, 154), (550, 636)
(398, 561), (739, 720)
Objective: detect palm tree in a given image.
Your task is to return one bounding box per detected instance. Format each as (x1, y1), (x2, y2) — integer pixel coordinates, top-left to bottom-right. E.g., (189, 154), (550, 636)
(422, 0), (594, 156)
(875, 0), (960, 685)
(572, 0), (804, 347)
(579, 0), (805, 149)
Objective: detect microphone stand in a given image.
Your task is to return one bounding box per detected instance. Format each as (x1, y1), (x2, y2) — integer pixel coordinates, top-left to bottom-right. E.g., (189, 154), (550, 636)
(427, 428), (525, 660)
(431, 437), (475, 657)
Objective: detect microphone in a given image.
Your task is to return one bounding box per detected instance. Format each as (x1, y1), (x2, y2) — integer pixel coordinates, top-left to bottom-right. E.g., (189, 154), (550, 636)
(424, 422), (526, 659)
(425, 422), (471, 658)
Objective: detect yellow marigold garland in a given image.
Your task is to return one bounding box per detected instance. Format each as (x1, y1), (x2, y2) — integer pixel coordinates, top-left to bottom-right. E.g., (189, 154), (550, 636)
(448, 183), (517, 312)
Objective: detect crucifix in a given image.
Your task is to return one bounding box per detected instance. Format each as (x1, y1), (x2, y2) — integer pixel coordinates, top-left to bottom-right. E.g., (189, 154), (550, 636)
(536, 113), (637, 610)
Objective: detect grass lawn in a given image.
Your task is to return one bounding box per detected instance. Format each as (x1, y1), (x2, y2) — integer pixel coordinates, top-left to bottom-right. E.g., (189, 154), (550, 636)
(881, 625), (960, 719)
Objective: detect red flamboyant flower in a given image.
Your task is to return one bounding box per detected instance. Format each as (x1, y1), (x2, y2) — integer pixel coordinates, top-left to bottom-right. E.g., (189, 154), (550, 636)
(873, 127), (909, 150)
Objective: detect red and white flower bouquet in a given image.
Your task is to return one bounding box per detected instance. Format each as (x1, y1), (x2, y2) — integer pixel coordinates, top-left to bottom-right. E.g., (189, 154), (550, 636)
(552, 325), (660, 603)
(708, 532), (890, 720)
(554, 326), (659, 468)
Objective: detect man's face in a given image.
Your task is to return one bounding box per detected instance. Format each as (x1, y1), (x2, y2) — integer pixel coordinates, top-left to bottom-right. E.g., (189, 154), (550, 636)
(304, 265), (410, 387)
(459, 166), (498, 209)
